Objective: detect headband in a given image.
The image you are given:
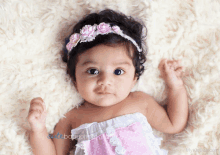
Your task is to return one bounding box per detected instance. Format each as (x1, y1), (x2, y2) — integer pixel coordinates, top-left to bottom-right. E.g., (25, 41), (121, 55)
(65, 22), (142, 59)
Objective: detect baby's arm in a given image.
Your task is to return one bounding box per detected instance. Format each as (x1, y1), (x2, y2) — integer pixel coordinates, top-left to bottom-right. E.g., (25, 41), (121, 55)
(28, 98), (74, 155)
(28, 98), (56, 155)
(29, 128), (56, 155)
(51, 110), (75, 155)
(137, 92), (185, 134)
(166, 86), (188, 132)
(158, 59), (188, 132)
(138, 59), (188, 134)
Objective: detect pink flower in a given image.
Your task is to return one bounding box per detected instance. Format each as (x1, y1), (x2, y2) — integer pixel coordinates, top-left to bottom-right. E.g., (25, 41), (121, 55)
(66, 33), (80, 51)
(97, 23), (111, 34)
(112, 26), (122, 34)
(66, 42), (74, 51)
(80, 25), (96, 38)
(70, 33), (80, 42)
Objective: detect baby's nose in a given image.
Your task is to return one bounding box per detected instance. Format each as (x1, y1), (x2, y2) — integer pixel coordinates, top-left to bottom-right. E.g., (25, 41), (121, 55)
(97, 70), (113, 85)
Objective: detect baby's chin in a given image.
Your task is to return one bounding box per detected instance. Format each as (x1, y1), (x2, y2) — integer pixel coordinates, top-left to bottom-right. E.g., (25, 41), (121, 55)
(88, 95), (120, 107)
(95, 98), (118, 107)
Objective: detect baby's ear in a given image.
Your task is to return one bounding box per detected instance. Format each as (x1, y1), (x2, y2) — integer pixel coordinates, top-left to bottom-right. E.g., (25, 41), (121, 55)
(132, 75), (138, 86)
(73, 81), (78, 92)
(134, 75), (138, 81)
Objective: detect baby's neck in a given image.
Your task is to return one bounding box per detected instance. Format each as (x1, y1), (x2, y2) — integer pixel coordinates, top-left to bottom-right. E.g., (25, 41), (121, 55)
(81, 101), (105, 109)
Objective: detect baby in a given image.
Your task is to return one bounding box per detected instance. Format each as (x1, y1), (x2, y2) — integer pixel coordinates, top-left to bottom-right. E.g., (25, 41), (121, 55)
(27, 9), (188, 155)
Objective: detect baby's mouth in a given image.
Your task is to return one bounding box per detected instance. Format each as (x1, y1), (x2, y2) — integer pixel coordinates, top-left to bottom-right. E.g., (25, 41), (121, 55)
(97, 92), (111, 95)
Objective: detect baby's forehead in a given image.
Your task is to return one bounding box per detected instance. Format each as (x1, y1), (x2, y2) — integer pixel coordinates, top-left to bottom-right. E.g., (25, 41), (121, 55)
(77, 44), (134, 64)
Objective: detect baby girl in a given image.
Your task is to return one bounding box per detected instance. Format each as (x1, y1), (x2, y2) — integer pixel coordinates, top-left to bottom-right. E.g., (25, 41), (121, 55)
(27, 9), (188, 155)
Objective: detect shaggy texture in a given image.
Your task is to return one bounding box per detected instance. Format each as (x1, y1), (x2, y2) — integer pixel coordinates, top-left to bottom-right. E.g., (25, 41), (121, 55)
(0, 0), (220, 154)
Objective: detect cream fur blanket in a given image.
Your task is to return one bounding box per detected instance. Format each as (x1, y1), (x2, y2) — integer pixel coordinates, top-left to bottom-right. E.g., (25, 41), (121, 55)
(0, 0), (220, 155)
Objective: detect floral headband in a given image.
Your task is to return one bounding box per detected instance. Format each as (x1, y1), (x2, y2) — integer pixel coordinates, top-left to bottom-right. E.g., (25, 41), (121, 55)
(65, 22), (142, 59)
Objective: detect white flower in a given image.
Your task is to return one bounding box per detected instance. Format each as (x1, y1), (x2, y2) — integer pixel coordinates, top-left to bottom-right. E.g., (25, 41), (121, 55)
(110, 136), (121, 146)
(80, 25), (97, 42)
(106, 126), (115, 137)
(115, 145), (126, 154)
(112, 26), (122, 34)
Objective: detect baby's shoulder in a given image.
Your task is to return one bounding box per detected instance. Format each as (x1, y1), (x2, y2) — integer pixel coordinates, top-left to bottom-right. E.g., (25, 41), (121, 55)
(124, 91), (151, 114)
(63, 108), (78, 129)
(67, 107), (89, 129)
(129, 91), (153, 115)
(130, 91), (151, 106)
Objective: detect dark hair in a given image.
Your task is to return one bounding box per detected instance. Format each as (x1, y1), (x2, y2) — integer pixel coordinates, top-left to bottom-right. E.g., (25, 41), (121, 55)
(61, 9), (147, 82)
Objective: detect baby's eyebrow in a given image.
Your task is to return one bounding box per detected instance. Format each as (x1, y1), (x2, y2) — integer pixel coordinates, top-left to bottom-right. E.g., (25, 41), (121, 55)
(80, 60), (97, 66)
(80, 60), (131, 66)
(113, 61), (131, 66)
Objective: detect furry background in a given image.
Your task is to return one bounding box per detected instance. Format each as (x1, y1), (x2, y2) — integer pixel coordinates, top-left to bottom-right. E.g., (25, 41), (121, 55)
(0, 0), (220, 155)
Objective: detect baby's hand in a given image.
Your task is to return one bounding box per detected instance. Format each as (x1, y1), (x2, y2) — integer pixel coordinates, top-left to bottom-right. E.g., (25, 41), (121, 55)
(158, 59), (185, 90)
(27, 97), (47, 133)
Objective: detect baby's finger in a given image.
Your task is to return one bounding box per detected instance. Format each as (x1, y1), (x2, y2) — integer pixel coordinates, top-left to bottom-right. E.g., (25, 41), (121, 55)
(164, 59), (171, 73)
(41, 109), (47, 121)
(39, 101), (47, 120)
(172, 61), (177, 69)
(174, 60), (182, 68)
(29, 103), (43, 114)
(40, 101), (46, 112)
(158, 59), (167, 70)
(31, 97), (44, 104)
(28, 110), (41, 122)
(175, 67), (183, 77)
(30, 98), (45, 112)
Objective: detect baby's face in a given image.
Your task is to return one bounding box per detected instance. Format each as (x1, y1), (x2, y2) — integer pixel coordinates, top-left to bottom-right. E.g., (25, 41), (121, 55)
(74, 44), (137, 107)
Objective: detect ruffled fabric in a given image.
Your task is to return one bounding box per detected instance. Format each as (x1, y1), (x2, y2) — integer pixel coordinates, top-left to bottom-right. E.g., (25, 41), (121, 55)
(71, 112), (168, 155)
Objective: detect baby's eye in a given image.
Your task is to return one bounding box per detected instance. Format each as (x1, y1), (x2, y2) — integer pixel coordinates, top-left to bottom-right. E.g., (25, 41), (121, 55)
(87, 68), (99, 75)
(114, 69), (124, 75)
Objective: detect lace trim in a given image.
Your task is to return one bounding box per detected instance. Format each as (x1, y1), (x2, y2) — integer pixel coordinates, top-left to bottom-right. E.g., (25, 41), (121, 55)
(71, 113), (139, 141)
(72, 112), (168, 155)
(75, 141), (88, 155)
(135, 113), (168, 155)
(106, 126), (126, 155)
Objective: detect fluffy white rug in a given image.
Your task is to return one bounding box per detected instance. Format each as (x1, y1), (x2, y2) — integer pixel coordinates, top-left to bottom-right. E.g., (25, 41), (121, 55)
(0, 0), (220, 154)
